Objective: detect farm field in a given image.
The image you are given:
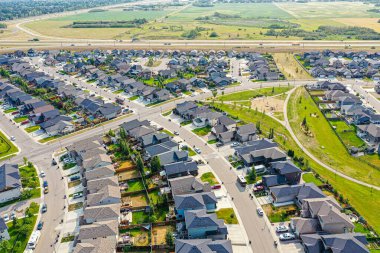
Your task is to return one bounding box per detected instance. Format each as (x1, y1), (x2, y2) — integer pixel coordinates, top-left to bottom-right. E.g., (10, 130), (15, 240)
(211, 102), (380, 234)
(21, 2), (380, 40)
(287, 87), (380, 187)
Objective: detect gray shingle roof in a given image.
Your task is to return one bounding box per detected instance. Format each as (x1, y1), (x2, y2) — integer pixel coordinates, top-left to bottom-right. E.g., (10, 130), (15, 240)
(175, 239), (232, 253)
(0, 164), (20, 191)
(174, 192), (217, 210)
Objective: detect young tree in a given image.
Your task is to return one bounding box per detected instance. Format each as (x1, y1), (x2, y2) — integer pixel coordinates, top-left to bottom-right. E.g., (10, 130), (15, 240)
(165, 229), (174, 246)
(136, 154), (144, 172)
(150, 156), (161, 173)
(23, 157), (28, 165)
(119, 127), (127, 140)
(248, 167), (257, 182)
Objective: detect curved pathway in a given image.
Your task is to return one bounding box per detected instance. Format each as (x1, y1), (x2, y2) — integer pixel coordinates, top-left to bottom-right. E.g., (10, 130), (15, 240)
(283, 87), (380, 191)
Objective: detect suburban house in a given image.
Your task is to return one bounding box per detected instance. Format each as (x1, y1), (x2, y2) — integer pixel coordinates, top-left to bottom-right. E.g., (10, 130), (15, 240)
(0, 164), (21, 204)
(163, 161), (199, 179)
(234, 123), (256, 143)
(174, 192), (217, 219)
(169, 175), (211, 196)
(0, 218), (10, 241)
(175, 239), (232, 253)
(357, 124), (380, 144)
(262, 161), (302, 188)
(83, 204), (120, 224)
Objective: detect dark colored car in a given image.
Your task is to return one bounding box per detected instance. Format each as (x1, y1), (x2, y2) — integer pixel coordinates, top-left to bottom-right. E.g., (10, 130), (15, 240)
(37, 221), (44, 230)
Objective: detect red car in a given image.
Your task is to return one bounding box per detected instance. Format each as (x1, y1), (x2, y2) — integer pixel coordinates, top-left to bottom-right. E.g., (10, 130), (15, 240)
(21, 120), (29, 125)
(11, 111), (19, 115)
(211, 185), (221, 190)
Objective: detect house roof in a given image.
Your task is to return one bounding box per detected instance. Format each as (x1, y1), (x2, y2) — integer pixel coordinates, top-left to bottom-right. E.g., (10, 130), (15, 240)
(235, 138), (278, 155)
(82, 154), (112, 170)
(291, 217), (320, 235)
(271, 161), (301, 175)
(84, 165), (115, 182)
(157, 150), (188, 166)
(0, 164), (20, 191)
(164, 161), (198, 177)
(321, 233), (369, 253)
(74, 238), (117, 253)
(317, 203), (354, 229)
(297, 183), (326, 203)
(236, 123), (256, 135)
(217, 115), (236, 126)
(174, 192), (217, 210)
(78, 220), (118, 240)
(169, 175), (211, 196)
(175, 239), (232, 253)
(128, 125), (155, 138)
(83, 204), (120, 222)
(357, 124), (380, 138)
(86, 176), (119, 193)
(270, 184), (301, 200)
(184, 209), (226, 233)
(86, 185), (121, 206)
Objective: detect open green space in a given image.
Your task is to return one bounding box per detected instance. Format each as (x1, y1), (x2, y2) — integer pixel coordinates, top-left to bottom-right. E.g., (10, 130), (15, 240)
(3, 108), (17, 114)
(288, 87), (380, 187)
(200, 172), (218, 186)
(0, 130), (18, 160)
(132, 211), (150, 224)
(216, 86), (292, 102)
(13, 116), (28, 123)
(212, 101), (380, 235)
(216, 208), (238, 224)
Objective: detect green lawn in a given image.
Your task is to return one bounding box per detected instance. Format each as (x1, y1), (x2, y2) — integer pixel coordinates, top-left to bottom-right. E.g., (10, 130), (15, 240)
(207, 139), (218, 144)
(216, 86), (292, 102)
(132, 211), (150, 224)
(148, 189), (164, 205)
(216, 208), (238, 224)
(113, 89), (124, 94)
(126, 179), (145, 193)
(200, 172), (219, 186)
(180, 120), (192, 126)
(329, 120), (365, 148)
(39, 135), (60, 143)
(0, 130), (18, 160)
(4, 108), (17, 113)
(212, 101), (380, 235)
(181, 146), (196, 156)
(13, 116), (28, 123)
(160, 129), (174, 137)
(25, 125), (40, 133)
(302, 173), (324, 186)
(288, 87), (380, 187)
(192, 125), (212, 136)
(129, 95), (139, 101)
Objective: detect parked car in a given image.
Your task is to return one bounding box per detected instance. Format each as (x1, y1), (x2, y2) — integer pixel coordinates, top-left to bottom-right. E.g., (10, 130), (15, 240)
(40, 171), (46, 178)
(70, 175), (80, 182)
(37, 221), (44, 230)
(41, 204), (47, 213)
(10, 136), (16, 141)
(51, 159), (57, 166)
(10, 212), (15, 220)
(73, 192), (83, 199)
(253, 185), (264, 192)
(279, 233), (296, 241)
(173, 131), (179, 136)
(216, 142), (224, 147)
(43, 181), (48, 188)
(3, 214), (9, 222)
(194, 148), (201, 154)
(256, 207), (264, 216)
(230, 142), (239, 148)
(211, 184), (221, 190)
(276, 225), (289, 233)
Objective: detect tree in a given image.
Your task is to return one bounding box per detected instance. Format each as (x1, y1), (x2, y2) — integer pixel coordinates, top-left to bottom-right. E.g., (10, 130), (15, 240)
(150, 156), (161, 173)
(23, 157), (28, 165)
(256, 121), (261, 134)
(272, 86), (275, 94)
(119, 127), (127, 140)
(212, 90), (217, 104)
(108, 129), (115, 137)
(136, 154), (144, 172)
(165, 229), (174, 246)
(248, 167), (257, 182)
(0, 241), (11, 252)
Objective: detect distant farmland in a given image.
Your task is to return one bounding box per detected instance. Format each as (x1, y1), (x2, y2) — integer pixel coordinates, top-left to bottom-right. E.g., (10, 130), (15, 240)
(23, 2), (380, 40)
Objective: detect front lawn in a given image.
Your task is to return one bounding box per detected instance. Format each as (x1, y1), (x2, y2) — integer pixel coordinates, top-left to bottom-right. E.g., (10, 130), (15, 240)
(160, 129), (174, 137)
(192, 126), (211, 136)
(181, 146), (196, 156)
(4, 108), (17, 113)
(262, 204), (297, 223)
(207, 139), (218, 144)
(129, 95), (139, 101)
(39, 135), (60, 143)
(0, 130), (18, 160)
(200, 172), (218, 186)
(68, 202), (83, 211)
(216, 208), (238, 224)
(126, 179), (145, 193)
(13, 116), (28, 123)
(25, 125), (40, 133)
(180, 120), (192, 126)
(63, 162), (77, 170)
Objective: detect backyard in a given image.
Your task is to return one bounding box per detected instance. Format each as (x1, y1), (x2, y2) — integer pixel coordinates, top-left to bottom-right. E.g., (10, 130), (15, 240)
(126, 179), (145, 193)
(329, 120), (365, 148)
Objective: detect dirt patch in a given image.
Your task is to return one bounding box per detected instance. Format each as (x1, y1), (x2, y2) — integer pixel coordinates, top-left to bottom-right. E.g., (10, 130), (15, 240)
(133, 230), (149, 246)
(118, 169), (140, 181)
(152, 225), (171, 245)
(251, 96), (285, 114)
(130, 193), (149, 208)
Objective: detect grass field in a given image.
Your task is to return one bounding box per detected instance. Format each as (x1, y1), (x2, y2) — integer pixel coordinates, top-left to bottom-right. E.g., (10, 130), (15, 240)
(216, 86), (292, 102)
(273, 53), (312, 80)
(211, 102), (380, 234)
(0, 130), (18, 160)
(288, 87), (380, 187)
(302, 173), (324, 186)
(22, 2), (380, 40)
(329, 120), (365, 148)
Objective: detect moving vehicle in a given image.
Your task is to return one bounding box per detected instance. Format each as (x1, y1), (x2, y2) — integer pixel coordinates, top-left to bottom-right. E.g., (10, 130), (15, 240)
(27, 231), (41, 249)
(237, 175), (247, 187)
(279, 233), (296, 241)
(276, 225), (289, 233)
(256, 207), (264, 216)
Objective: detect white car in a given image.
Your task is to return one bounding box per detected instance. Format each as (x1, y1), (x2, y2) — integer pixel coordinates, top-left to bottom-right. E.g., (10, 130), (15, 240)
(275, 225), (289, 233)
(40, 171), (46, 178)
(256, 207), (264, 216)
(279, 233), (296, 241)
(194, 148), (201, 154)
(230, 142), (239, 148)
(3, 214), (9, 222)
(10, 136), (16, 141)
